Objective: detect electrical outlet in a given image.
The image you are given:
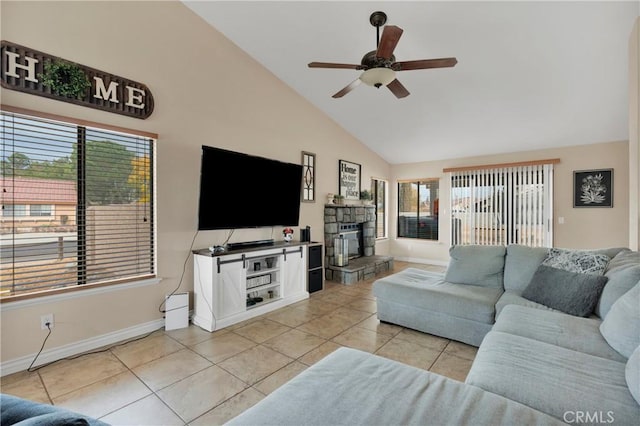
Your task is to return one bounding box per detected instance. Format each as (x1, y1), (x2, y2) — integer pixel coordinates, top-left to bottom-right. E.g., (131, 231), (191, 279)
(40, 314), (54, 330)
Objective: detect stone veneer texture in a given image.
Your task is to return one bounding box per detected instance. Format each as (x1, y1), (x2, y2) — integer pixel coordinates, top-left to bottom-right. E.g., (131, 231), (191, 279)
(324, 204), (376, 266)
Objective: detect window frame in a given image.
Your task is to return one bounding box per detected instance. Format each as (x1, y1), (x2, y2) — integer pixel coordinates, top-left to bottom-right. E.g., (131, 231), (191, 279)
(397, 178), (440, 241)
(29, 204), (53, 217)
(372, 178), (387, 239)
(1, 106), (158, 302)
(2, 204), (27, 217)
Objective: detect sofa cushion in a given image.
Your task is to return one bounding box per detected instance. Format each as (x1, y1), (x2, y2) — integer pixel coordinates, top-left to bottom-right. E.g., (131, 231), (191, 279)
(493, 305), (625, 361)
(596, 250), (640, 318)
(495, 291), (558, 318)
(444, 245), (506, 288)
(466, 331), (640, 425)
(521, 265), (608, 317)
(227, 347), (566, 426)
(0, 394), (108, 426)
(541, 248), (610, 275)
(627, 345), (640, 405)
(600, 282), (640, 359)
(503, 244), (549, 294)
(373, 267), (503, 324)
(13, 412), (90, 426)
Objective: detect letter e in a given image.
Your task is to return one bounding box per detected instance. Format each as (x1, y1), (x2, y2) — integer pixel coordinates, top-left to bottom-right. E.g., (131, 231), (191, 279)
(125, 86), (145, 109)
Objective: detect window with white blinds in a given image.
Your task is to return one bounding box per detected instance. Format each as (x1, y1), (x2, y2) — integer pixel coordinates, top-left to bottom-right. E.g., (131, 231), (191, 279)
(372, 178), (387, 238)
(1, 110), (155, 301)
(449, 163), (554, 247)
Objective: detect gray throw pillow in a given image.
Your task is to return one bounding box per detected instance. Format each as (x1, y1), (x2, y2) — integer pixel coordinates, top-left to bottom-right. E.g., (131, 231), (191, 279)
(627, 345), (640, 405)
(444, 245), (506, 288)
(521, 265), (609, 317)
(600, 282), (640, 358)
(542, 248), (609, 275)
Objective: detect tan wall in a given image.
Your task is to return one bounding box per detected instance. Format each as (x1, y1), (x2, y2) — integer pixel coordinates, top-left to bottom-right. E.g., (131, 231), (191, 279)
(390, 141), (630, 263)
(0, 1), (390, 364)
(630, 18), (640, 250)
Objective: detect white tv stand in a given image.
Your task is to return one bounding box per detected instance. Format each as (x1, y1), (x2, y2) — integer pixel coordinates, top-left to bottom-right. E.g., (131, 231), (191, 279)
(192, 242), (309, 332)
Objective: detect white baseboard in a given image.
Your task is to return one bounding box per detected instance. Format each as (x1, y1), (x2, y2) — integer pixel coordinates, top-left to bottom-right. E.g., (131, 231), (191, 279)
(1, 319), (164, 377)
(394, 256), (449, 267)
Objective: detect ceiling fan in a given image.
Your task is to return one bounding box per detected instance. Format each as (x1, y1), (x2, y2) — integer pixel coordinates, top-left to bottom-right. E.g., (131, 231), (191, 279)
(308, 11), (457, 99)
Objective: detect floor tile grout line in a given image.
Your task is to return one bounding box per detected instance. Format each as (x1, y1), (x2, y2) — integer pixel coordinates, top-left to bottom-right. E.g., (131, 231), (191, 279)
(36, 370), (54, 405)
(96, 347), (185, 424)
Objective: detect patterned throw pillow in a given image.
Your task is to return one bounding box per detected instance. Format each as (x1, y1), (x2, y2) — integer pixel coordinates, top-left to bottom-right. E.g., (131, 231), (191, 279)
(541, 248), (609, 276)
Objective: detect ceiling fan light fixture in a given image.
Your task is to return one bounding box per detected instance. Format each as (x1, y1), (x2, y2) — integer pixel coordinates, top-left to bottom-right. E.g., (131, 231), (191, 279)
(359, 67), (395, 87)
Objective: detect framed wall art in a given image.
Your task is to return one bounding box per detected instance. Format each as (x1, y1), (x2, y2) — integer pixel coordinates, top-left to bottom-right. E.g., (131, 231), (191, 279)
(301, 151), (316, 203)
(573, 169), (613, 208)
(338, 160), (361, 201)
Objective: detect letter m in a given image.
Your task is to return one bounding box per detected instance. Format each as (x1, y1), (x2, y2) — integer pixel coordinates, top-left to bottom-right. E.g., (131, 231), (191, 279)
(93, 77), (119, 103)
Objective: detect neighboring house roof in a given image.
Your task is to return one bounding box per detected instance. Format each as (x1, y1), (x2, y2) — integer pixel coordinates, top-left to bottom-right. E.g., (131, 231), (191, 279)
(0, 177), (76, 204)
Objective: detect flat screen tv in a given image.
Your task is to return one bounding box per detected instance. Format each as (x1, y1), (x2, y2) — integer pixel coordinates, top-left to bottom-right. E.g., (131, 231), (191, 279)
(198, 145), (303, 230)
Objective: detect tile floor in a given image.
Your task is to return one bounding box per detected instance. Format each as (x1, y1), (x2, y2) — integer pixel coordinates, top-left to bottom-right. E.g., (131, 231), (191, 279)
(0, 261), (478, 425)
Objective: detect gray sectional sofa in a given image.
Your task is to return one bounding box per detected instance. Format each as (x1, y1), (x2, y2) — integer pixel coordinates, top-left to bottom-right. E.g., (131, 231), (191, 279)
(374, 244), (630, 346)
(227, 244), (640, 425)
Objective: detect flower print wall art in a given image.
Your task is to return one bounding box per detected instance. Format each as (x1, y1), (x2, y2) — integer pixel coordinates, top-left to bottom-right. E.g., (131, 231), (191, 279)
(573, 169), (613, 208)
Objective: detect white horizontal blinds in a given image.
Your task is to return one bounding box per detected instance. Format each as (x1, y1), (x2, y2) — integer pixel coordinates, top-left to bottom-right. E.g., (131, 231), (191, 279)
(0, 111), (154, 299)
(84, 127), (154, 285)
(449, 163), (552, 247)
(1, 113), (79, 297)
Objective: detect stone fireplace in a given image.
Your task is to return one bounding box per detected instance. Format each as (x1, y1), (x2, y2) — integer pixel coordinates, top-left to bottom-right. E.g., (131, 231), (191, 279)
(324, 204), (393, 284)
(324, 205), (375, 264)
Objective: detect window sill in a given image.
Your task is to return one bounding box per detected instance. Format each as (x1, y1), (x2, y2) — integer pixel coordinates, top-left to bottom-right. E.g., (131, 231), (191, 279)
(395, 237), (443, 245)
(1, 277), (161, 311)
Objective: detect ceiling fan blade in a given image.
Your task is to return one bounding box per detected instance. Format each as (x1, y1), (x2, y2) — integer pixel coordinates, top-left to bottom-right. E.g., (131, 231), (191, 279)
(332, 79), (362, 98)
(376, 25), (403, 59)
(308, 62), (361, 70)
(393, 57), (458, 71)
(387, 79), (410, 99)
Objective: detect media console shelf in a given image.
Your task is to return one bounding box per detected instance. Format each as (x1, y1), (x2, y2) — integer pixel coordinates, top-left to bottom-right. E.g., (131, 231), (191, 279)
(192, 242), (309, 332)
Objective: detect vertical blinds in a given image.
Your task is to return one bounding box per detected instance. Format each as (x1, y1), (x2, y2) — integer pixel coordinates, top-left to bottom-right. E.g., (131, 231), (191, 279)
(1, 111), (155, 300)
(449, 164), (553, 247)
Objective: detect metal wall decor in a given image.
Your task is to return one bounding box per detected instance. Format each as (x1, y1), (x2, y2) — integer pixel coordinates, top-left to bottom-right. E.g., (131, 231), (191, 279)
(302, 151), (316, 203)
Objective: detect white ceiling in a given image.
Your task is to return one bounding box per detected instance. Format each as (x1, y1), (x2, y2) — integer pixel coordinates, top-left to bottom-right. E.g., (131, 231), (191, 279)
(183, 1), (639, 164)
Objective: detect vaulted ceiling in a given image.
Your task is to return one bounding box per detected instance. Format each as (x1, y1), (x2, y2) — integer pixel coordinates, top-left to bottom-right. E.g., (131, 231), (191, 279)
(183, 1), (639, 164)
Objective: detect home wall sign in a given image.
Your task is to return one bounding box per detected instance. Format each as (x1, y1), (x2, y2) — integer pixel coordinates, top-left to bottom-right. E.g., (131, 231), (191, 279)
(1, 41), (154, 119)
(338, 159), (361, 201)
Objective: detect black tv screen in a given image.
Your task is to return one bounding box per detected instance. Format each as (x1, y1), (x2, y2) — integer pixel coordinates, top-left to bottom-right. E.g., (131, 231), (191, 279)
(198, 146), (303, 230)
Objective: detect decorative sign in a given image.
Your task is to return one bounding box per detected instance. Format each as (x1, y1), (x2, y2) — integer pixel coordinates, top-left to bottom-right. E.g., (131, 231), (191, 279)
(1, 41), (154, 119)
(339, 159), (361, 200)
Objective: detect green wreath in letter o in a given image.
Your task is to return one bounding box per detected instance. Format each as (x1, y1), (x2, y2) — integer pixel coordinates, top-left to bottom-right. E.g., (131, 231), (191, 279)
(39, 60), (90, 99)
